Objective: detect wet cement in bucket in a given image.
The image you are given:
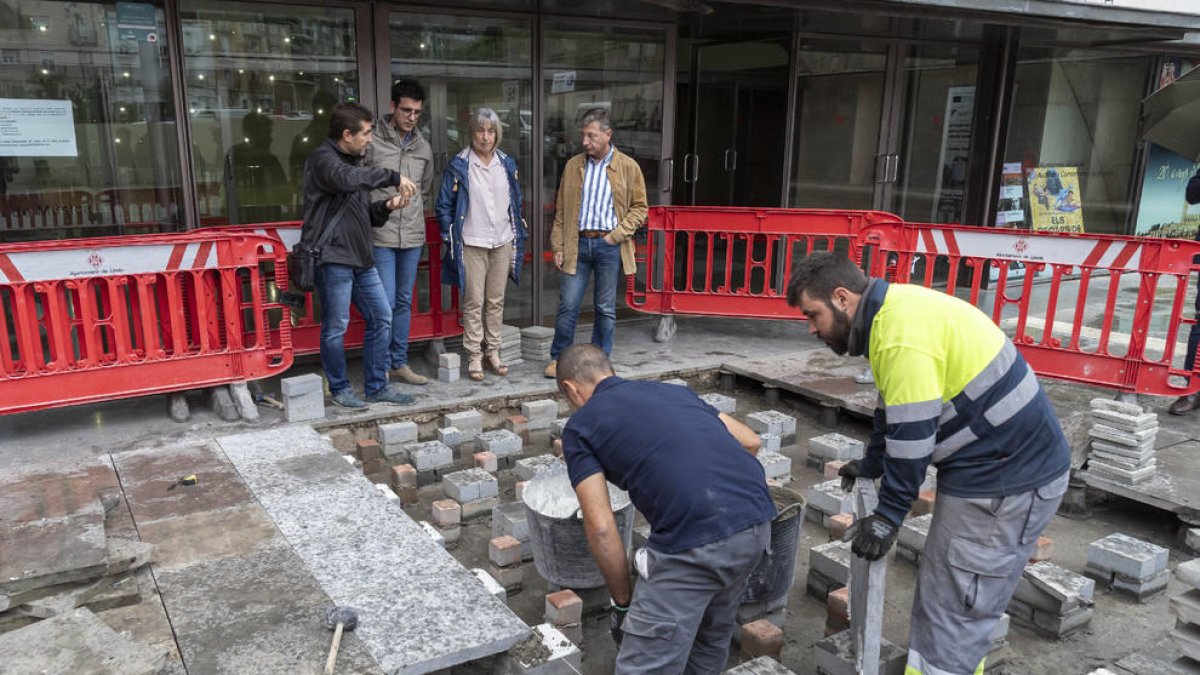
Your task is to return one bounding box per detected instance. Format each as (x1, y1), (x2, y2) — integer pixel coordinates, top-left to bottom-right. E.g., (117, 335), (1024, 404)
(768, 484), (806, 522)
(523, 462), (631, 518)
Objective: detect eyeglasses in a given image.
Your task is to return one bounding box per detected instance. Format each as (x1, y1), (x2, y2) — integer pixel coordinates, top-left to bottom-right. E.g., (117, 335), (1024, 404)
(396, 106), (422, 118)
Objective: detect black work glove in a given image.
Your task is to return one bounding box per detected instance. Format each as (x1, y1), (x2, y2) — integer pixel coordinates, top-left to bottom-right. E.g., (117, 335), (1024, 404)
(849, 513), (898, 561)
(610, 601), (629, 646)
(837, 459), (864, 493)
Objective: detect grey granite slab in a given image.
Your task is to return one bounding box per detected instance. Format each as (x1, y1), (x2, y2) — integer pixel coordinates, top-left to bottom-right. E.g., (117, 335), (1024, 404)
(217, 426), (527, 674)
(1087, 533), (1169, 579)
(0, 607), (169, 675)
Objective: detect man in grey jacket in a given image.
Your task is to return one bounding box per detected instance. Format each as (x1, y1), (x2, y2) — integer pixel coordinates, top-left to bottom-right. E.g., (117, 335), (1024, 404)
(303, 102), (418, 409)
(367, 79), (435, 386)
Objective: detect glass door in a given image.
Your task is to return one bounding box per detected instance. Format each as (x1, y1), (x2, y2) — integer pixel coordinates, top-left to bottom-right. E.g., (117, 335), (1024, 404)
(384, 10), (534, 324)
(539, 20), (669, 326)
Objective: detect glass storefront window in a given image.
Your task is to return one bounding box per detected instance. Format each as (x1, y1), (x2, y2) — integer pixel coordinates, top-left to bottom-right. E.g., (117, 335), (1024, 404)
(0, 0), (183, 242)
(1004, 47), (1153, 235)
(388, 11), (533, 324)
(540, 21), (667, 324)
(180, 1), (358, 226)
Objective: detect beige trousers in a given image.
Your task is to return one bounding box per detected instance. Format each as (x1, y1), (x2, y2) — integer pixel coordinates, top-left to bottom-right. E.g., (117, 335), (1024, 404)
(461, 242), (513, 360)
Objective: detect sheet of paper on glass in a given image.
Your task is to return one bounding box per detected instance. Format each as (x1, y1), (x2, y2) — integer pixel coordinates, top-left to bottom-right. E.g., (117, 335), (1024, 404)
(0, 99), (78, 158)
(1026, 166), (1085, 233)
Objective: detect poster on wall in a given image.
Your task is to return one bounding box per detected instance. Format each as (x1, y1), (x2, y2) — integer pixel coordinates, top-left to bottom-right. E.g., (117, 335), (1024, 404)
(0, 98), (77, 157)
(1026, 166), (1084, 232)
(1135, 143), (1199, 238)
(995, 162), (1026, 228)
(930, 86), (975, 223)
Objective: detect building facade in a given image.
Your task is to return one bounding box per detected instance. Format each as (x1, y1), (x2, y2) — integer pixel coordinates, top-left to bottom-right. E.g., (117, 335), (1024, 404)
(0, 0), (1198, 326)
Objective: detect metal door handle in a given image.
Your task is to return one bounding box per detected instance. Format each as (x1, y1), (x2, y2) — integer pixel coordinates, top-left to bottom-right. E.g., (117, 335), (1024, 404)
(724, 149), (737, 172)
(662, 158), (673, 190)
(887, 154), (900, 183)
(683, 154), (699, 183)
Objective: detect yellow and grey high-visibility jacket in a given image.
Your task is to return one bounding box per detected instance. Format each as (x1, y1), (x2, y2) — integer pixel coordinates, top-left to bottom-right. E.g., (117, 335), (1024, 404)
(849, 279), (1070, 526)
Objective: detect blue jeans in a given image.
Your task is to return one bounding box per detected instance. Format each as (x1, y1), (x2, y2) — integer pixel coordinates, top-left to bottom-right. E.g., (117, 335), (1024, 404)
(373, 245), (423, 369)
(551, 236), (622, 359)
(316, 263), (391, 397)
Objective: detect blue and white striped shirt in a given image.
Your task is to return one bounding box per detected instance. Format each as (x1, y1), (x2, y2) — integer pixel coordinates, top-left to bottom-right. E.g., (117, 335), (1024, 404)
(578, 147), (618, 232)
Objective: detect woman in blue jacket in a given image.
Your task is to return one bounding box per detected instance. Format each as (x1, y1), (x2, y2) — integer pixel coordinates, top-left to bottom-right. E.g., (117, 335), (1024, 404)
(434, 108), (526, 381)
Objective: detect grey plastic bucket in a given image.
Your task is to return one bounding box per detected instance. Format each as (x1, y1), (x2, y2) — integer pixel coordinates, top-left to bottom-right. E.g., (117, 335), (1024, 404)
(523, 462), (635, 589)
(740, 485), (807, 604)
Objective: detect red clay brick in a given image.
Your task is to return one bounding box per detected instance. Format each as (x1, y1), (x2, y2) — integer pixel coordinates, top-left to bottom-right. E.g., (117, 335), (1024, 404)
(489, 535), (522, 567)
(551, 439), (563, 458)
(824, 460), (847, 480)
(1030, 535), (1054, 563)
(391, 464), (416, 488)
(474, 451), (498, 473)
(828, 513), (854, 542)
(356, 439), (382, 462)
(361, 458), (381, 476)
(827, 586), (849, 623)
(431, 499), (461, 528)
(515, 481), (528, 502)
(912, 490), (936, 516)
(545, 589), (583, 626)
(739, 619), (783, 659)
(398, 486), (419, 505)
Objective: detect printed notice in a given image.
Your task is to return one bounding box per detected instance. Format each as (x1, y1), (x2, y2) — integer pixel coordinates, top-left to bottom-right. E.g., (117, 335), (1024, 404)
(0, 99), (78, 157)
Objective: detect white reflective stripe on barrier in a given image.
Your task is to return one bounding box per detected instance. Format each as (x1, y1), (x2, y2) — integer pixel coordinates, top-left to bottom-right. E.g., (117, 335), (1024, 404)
(0, 240), (219, 283)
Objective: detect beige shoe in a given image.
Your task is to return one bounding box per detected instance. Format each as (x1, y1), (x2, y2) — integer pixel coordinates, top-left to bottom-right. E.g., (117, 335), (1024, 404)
(543, 360), (557, 379)
(390, 365), (429, 385)
(468, 356), (484, 382)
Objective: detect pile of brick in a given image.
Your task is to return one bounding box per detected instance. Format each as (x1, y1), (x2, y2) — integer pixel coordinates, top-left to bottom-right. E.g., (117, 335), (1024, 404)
(748, 410), (797, 448)
(493, 502), (534, 562)
(758, 450), (793, 484)
(488, 535), (525, 593)
(499, 324), (524, 368)
(520, 326), (555, 363)
(438, 353), (461, 383)
(0, 492), (154, 634)
(807, 540), (851, 601)
(806, 480), (853, 528)
(443, 468), (500, 520)
(1086, 533), (1170, 600)
(478, 429), (525, 470)
(1007, 561), (1095, 638)
(544, 589), (583, 645)
(1087, 398), (1158, 485)
(1171, 559), (1200, 663)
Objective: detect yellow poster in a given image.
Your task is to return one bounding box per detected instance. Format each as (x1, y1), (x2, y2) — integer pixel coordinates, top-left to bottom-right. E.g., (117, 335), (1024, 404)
(1026, 166), (1085, 233)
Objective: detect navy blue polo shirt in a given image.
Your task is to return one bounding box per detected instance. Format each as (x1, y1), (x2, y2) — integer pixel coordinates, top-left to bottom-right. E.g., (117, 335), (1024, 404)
(562, 377), (776, 554)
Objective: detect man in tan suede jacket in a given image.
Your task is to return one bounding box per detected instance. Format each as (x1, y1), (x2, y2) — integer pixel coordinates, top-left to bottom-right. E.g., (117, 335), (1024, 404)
(544, 108), (648, 378)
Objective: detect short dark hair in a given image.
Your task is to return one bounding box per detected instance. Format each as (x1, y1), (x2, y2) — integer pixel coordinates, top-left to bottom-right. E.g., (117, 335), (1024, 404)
(391, 79), (426, 104)
(328, 102), (373, 140)
(786, 252), (868, 307)
(556, 344), (615, 389)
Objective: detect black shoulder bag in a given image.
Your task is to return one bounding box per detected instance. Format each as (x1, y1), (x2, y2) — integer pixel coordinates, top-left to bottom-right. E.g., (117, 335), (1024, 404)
(288, 198), (350, 292)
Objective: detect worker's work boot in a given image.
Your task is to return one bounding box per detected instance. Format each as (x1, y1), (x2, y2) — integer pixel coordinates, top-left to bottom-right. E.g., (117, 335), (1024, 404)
(1170, 392), (1200, 415)
(543, 360), (557, 379)
(390, 365), (428, 386)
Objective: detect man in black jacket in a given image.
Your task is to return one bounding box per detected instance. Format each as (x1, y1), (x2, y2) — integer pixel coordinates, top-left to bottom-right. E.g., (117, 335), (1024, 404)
(1170, 168), (1200, 415)
(303, 102), (418, 409)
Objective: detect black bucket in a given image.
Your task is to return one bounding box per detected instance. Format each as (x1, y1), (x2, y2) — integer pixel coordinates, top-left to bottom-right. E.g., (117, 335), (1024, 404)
(740, 485), (807, 604)
(523, 463), (635, 589)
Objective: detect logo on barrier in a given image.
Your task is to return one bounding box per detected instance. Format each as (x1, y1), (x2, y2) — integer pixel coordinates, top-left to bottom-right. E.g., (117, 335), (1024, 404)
(87, 251), (104, 270)
(1013, 238), (1029, 255)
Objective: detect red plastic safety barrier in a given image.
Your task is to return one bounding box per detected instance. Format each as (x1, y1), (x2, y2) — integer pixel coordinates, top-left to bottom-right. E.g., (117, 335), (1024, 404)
(0, 231), (293, 414)
(627, 206), (903, 318)
(199, 217), (462, 356)
(858, 222), (1200, 396)
(628, 207), (1200, 396)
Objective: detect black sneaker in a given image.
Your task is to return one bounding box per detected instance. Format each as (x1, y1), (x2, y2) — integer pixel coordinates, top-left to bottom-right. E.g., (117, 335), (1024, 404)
(366, 385), (415, 406)
(330, 389), (368, 410)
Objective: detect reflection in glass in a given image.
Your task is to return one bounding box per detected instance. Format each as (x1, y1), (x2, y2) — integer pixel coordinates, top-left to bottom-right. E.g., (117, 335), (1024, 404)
(789, 40), (887, 209)
(181, 1), (357, 225)
(389, 12), (533, 324)
(540, 22), (666, 324)
(0, 0), (183, 241)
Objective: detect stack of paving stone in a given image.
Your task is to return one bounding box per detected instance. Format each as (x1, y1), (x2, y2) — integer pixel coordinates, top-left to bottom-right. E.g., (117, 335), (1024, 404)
(0, 491), (154, 634)
(1007, 561), (1095, 638)
(378, 420), (419, 462)
(747, 410), (797, 446)
(758, 451), (792, 484)
(499, 324), (524, 367)
(1085, 533), (1170, 600)
(493, 502), (534, 561)
(544, 589), (584, 645)
(521, 399), (559, 432)
(515, 454), (563, 482)
(443, 468), (500, 520)
(807, 540), (851, 601)
(895, 514), (932, 566)
(1087, 398), (1159, 485)
(700, 392), (737, 414)
(404, 440), (455, 486)
(478, 429), (525, 470)
(806, 433), (865, 471)
(1171, 559), (1200, 663)
(986, 613), (1013, 667)
(520, 326), (554, 363)
(806, 479), (853, 528)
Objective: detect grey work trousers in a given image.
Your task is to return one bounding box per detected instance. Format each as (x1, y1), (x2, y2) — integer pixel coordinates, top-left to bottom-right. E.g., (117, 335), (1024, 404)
(907, 470), (1069, 675)
(616, 521), (771, 675)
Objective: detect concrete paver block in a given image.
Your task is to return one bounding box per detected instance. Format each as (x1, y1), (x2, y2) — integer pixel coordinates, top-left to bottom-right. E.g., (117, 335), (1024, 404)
(1088, 423), (1157, 447)
(1112, 568), (1169, 600)
(1087, 533), (1169, 580)
(439, 353), (461, 370)
(700, 393), (737, 414)
(757, 451), (792, 483)
(391, 463), (416, 488)
(810, 541), (852, 586)
(545, 589), (583, 626)
(551, 418), (569, 438)
(443, 468), (499, 503)
(356, 439), (382, 462)
(443, 409), (483, 435)
(229, 381), (260, 422)
(490, 535), (523, 567)
(807, 480), (853, 516)
(432, 499), (462, 527)
(488, 562), (523, 590)
(898, 514), (932, 553)
(1176, 559), (1200, 590)
(724, 656), (798, 674)
(522, 399), (559, 426)
(808, 433), (865, 461)
(759, 434), (782, 453)
(474, 451), (498, 473)
(1090, 408), (1158, 432)
(281, 374), (324, 421)
(405, 440), (454, 472)
(1170, 588), (1200, 626)
(739, 619), (784, 659)
(515, 454), (563, 482)
(438, 426), (464, 448)
(746, 410), (797, 437)
(502, 624), (582, 675)
(1090, 398), (1144, 416)
(379, 421), (418, 449)
(438, 367), (460, 383)
(1170, 622), (1200, 663)
(813, 629), (906, 675)
(479, 429), (523, 458)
